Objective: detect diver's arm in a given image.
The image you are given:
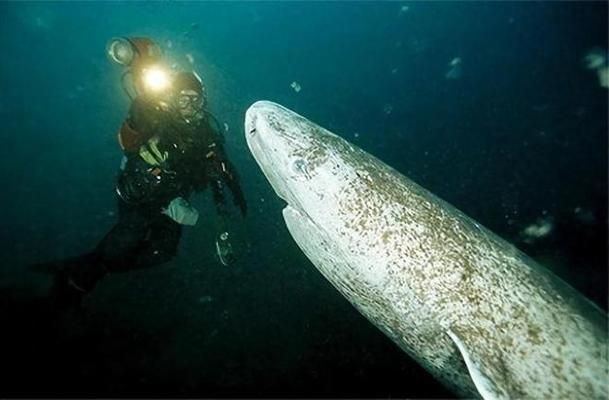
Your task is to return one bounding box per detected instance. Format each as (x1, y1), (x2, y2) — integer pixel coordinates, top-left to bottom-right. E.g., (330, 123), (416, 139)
(219, 158), (247, 217)
(196, 119), (247, 217)
(118, 97), (169, 152)
(207, 160), (247, 217)
(204, 140), (247, 218)
(210, 178), (229, 217)
(116, 97), (180, 205)
(115, 154), (179, 207)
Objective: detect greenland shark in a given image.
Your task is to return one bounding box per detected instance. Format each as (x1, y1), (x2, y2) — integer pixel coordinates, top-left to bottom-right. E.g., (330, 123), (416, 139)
(244, 100), (608, 399)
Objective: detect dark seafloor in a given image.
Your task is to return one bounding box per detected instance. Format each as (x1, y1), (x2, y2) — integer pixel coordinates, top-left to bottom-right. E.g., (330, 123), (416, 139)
(0, 2), (607, 398)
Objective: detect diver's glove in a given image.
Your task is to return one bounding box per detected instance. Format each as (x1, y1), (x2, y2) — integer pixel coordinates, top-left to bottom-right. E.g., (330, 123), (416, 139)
(162, 197), (199, 226)
(215, 231), (235, 266)
(117, 156), (180, 204)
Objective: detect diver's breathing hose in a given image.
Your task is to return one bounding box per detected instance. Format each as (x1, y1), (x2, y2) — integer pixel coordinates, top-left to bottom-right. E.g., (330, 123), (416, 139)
(120, 70), (135, 101)
(205, 110), (225, 140)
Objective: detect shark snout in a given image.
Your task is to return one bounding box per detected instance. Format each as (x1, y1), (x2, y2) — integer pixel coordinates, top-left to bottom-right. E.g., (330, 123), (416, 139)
(245, 101), (279, 140)
(245, 106), (259, 138)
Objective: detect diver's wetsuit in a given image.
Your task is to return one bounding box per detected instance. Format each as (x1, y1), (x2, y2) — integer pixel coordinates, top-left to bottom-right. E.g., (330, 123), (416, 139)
(46, 97), (247, 303)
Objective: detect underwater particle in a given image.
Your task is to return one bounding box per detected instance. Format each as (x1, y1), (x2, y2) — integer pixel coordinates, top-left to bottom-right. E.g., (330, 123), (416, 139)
(583, 48), (609, 88)
(186, 53), (195, 65)
(32, 14), (52, 30)
(35, 16), (46, 28)
(223, 122), (229, 132)
(383, 103), (393, 115)
(260, 197), (265, 202)
(354, 132), (360, 138)
(573, 106), (587, 117)
(574, 207), (596, 224)
(531, 104), (550, 112)
(584, 48), (607, 70)
(18, 5), (57, 32)
(198, 295), (213, 304)
(520, 216), (554, 244)
(399, 4), (410, 15)
(391, 67), (399, 74)
(409, 37), (428, 54)
(445, 57), (462, 80)
(290, 81), (302, 93)
(166, 40), (173, 49)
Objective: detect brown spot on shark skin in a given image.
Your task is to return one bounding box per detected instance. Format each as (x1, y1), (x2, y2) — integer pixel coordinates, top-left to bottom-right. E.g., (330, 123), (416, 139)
(527, 325), (544, 345)
(381, 231), (391, 244)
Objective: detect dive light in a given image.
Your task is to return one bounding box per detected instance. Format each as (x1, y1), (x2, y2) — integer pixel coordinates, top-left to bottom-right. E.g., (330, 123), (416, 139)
(107, 37), (171, 97)
(141, 66), (171, 93)
(106, 37), (162, 67)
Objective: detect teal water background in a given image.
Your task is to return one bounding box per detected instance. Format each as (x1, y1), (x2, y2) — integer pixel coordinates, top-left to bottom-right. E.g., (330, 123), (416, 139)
(0, 2), (606, 397)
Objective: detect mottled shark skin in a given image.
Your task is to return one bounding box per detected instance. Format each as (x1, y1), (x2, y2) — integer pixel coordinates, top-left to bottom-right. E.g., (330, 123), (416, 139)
(244, 100), (608, 399)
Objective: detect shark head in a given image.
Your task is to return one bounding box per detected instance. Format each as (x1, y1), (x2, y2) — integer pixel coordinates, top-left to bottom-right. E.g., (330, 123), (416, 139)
(244, 101), (609, 400)
(245, 101), (350, 223)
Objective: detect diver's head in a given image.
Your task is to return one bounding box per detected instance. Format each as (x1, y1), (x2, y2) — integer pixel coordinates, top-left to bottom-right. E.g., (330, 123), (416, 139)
(172, 71), (206, 123)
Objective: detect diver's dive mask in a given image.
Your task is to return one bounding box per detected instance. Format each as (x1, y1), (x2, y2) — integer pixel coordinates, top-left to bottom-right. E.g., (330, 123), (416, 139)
(176, 89), (204, 123)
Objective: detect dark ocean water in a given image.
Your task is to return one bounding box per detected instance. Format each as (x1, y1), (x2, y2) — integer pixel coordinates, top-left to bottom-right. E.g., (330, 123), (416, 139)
(0, 1), (607, 398)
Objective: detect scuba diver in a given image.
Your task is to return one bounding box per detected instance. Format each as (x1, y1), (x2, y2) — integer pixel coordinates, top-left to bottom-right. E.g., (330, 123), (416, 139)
(33, 38), (247, 308)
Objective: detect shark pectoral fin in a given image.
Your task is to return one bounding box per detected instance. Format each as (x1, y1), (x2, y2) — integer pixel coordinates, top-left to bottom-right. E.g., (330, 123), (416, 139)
(282, 205), (343, 275)
(447, 329), (512, 400)
(282, 206), (358, 294)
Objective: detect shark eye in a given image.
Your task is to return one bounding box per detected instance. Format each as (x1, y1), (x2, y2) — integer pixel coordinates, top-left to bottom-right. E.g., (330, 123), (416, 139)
(292, 158), (309, 176)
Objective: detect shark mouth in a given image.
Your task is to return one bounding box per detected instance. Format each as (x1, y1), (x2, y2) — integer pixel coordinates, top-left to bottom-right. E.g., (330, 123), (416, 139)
(245, 107), (309, 222)
(244, 101), (325, 235)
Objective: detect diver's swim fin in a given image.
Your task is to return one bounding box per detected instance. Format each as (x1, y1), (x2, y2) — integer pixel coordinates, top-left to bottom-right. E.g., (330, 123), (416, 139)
(28, 253), (105, 295)
(28, 253), (97, 275)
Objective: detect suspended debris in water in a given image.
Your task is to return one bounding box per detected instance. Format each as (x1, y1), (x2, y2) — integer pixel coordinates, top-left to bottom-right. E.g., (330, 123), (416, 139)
(290, 81), (302, 93)
(573, 207), (596, 224)
(182, 22), (200, 41)
(445, 57), (462, 80)
(583, 48), (608, 88)
(520, 216), (554, 244)
(198, 295), (213, 304)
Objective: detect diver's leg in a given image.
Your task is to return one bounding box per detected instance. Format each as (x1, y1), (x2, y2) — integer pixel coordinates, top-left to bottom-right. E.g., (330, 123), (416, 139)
(44, 252), (106, 309)
(133, 214), (183, 269)
(47, 205), (153, 307)
(94, 204), (153, 272)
